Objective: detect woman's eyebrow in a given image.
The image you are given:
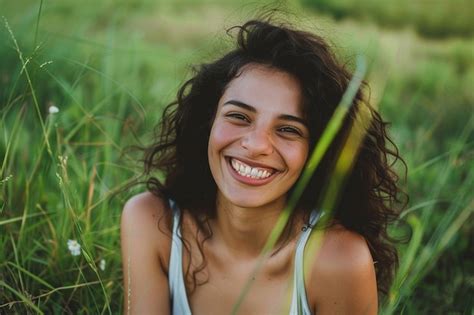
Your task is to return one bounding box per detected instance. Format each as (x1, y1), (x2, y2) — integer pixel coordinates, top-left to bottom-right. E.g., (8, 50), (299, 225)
(223, 100), (256, 112)
(278, 114), (308, 127)
(223, 99), (308, 127)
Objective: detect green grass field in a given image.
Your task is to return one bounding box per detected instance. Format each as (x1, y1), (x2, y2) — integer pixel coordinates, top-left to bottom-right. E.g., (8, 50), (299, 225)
(1, 0), (473, 313)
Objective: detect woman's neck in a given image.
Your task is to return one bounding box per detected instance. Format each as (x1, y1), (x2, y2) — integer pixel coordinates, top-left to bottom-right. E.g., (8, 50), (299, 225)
(210, 193), (292, 259)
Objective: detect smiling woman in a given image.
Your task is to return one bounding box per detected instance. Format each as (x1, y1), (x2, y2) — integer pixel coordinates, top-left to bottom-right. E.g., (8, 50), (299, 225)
(209, 65), (309, 210)
(121, 18), (406, 315)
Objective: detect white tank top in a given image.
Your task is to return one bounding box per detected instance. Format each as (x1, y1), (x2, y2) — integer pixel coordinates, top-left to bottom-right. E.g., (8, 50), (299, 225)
(168, 200), (321, 315)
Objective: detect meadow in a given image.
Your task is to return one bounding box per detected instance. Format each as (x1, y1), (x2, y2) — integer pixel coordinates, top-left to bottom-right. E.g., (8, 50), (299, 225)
(1, 0), (472, 314)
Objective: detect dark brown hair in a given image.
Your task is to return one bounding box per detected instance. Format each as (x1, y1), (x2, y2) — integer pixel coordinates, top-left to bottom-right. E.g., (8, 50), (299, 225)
(143, 19), (407, 296)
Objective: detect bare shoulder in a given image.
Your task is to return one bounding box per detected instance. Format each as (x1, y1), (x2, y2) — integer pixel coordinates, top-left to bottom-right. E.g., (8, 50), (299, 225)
(315, 224), (374, 272)
(306, 224), (378, 315)
(123, 191), (169, 217)
(121, 192), (172, 314)
(122, 191), (171, 227)
(121, 191), (172, 265)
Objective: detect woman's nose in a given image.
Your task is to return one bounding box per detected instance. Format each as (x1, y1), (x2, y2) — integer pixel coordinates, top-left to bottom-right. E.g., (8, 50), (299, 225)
(240, 128), (274, 156)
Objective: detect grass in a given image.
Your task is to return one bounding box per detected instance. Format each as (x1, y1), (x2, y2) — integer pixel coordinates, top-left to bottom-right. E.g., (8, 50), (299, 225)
(231, 56), (368, 314)
(0, 0), (473, 313)
(302, 0), (474, 38)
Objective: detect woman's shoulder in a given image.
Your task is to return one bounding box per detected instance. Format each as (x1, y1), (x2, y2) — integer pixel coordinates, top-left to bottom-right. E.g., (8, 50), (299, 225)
(121, 192), (173, 266)
(121, 192), (174, 313)
(122, 191), (172, 228)
(306, 224), (378, 314)
(122, 191), (170, 218)
(315, 224), (374, 271)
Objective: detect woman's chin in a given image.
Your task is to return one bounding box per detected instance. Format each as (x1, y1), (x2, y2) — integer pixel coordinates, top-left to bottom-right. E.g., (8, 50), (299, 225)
(220, 193), (285, 210)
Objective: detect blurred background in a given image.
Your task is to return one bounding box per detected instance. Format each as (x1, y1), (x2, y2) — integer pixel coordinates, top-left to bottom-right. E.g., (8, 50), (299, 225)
(1, 0), (472, 313)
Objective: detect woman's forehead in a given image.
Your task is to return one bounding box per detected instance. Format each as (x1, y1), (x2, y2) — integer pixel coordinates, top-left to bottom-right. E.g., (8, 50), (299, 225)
(218, 64), (305, 117)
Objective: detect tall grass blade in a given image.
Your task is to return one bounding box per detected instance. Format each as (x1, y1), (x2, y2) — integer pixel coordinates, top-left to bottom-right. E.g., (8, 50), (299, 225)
(231, 55), (367, 315)
(33, 0), (44, 48)
(0, 280), (44, 314)
(2, 17), (52, 157)
(6, 262), (54, 290)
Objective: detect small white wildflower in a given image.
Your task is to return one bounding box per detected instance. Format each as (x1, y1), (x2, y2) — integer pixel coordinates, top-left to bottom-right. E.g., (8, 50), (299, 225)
(67, 239), (81, 256)
(99, 259), (106, 271)
(48, 105), (59, 114)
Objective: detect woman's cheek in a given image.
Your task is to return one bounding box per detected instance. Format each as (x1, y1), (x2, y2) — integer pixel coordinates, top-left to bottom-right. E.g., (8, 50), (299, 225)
(210, 121), (242, 146)
(284, 141), (309, 172)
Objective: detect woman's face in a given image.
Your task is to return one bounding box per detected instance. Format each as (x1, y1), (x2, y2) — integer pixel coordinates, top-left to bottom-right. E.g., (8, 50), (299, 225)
(208, 64), (310, 209)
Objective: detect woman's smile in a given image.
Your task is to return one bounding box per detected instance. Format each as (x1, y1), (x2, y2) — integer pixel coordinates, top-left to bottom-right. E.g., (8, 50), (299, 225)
(208, 64), (310, 209)
(226, 156), (278, 185)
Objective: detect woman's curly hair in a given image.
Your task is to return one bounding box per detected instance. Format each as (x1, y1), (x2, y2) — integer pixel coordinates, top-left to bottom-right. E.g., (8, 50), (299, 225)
(143, 19), (407, 297)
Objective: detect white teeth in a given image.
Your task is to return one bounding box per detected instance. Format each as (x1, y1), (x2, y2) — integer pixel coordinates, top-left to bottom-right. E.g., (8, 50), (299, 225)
(245, 165), (251, 174)
(230, 158), (273, 179)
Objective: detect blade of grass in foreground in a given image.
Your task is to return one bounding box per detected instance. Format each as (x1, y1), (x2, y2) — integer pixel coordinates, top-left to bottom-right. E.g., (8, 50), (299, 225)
(300, 78), (374, 314)
(6, 262), (54, 290)
(231, 55), (367, 315)
(2, 17), (52, 157)
(54, 151), (113, 314)
(296, 44), (395, 312)
(0, 280), (103, 310)
(0, 280), (44, 314)
(0, 212), (48, 226)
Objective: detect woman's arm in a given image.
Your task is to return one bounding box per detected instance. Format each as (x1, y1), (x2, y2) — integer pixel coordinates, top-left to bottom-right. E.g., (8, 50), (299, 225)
(121, 192), (172, 315)
(307, 226), (378, 315)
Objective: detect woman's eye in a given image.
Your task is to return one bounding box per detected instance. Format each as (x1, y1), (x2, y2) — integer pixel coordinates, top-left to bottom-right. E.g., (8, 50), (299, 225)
(278, 126), (302, 136)
(226, 113), (250, 122)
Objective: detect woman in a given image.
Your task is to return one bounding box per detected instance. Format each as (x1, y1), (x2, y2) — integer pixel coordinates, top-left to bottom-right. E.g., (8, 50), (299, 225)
(121, 19), (405, 314)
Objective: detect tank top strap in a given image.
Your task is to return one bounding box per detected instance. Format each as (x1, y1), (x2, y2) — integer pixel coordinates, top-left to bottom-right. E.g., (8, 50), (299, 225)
(290, 209), (324, 314)
(168, 199), (192, 315)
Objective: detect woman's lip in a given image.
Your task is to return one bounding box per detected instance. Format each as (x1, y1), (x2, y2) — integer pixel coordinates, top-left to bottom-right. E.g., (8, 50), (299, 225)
(226, 157), (278, 186)
(225, 156), (278, 172)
